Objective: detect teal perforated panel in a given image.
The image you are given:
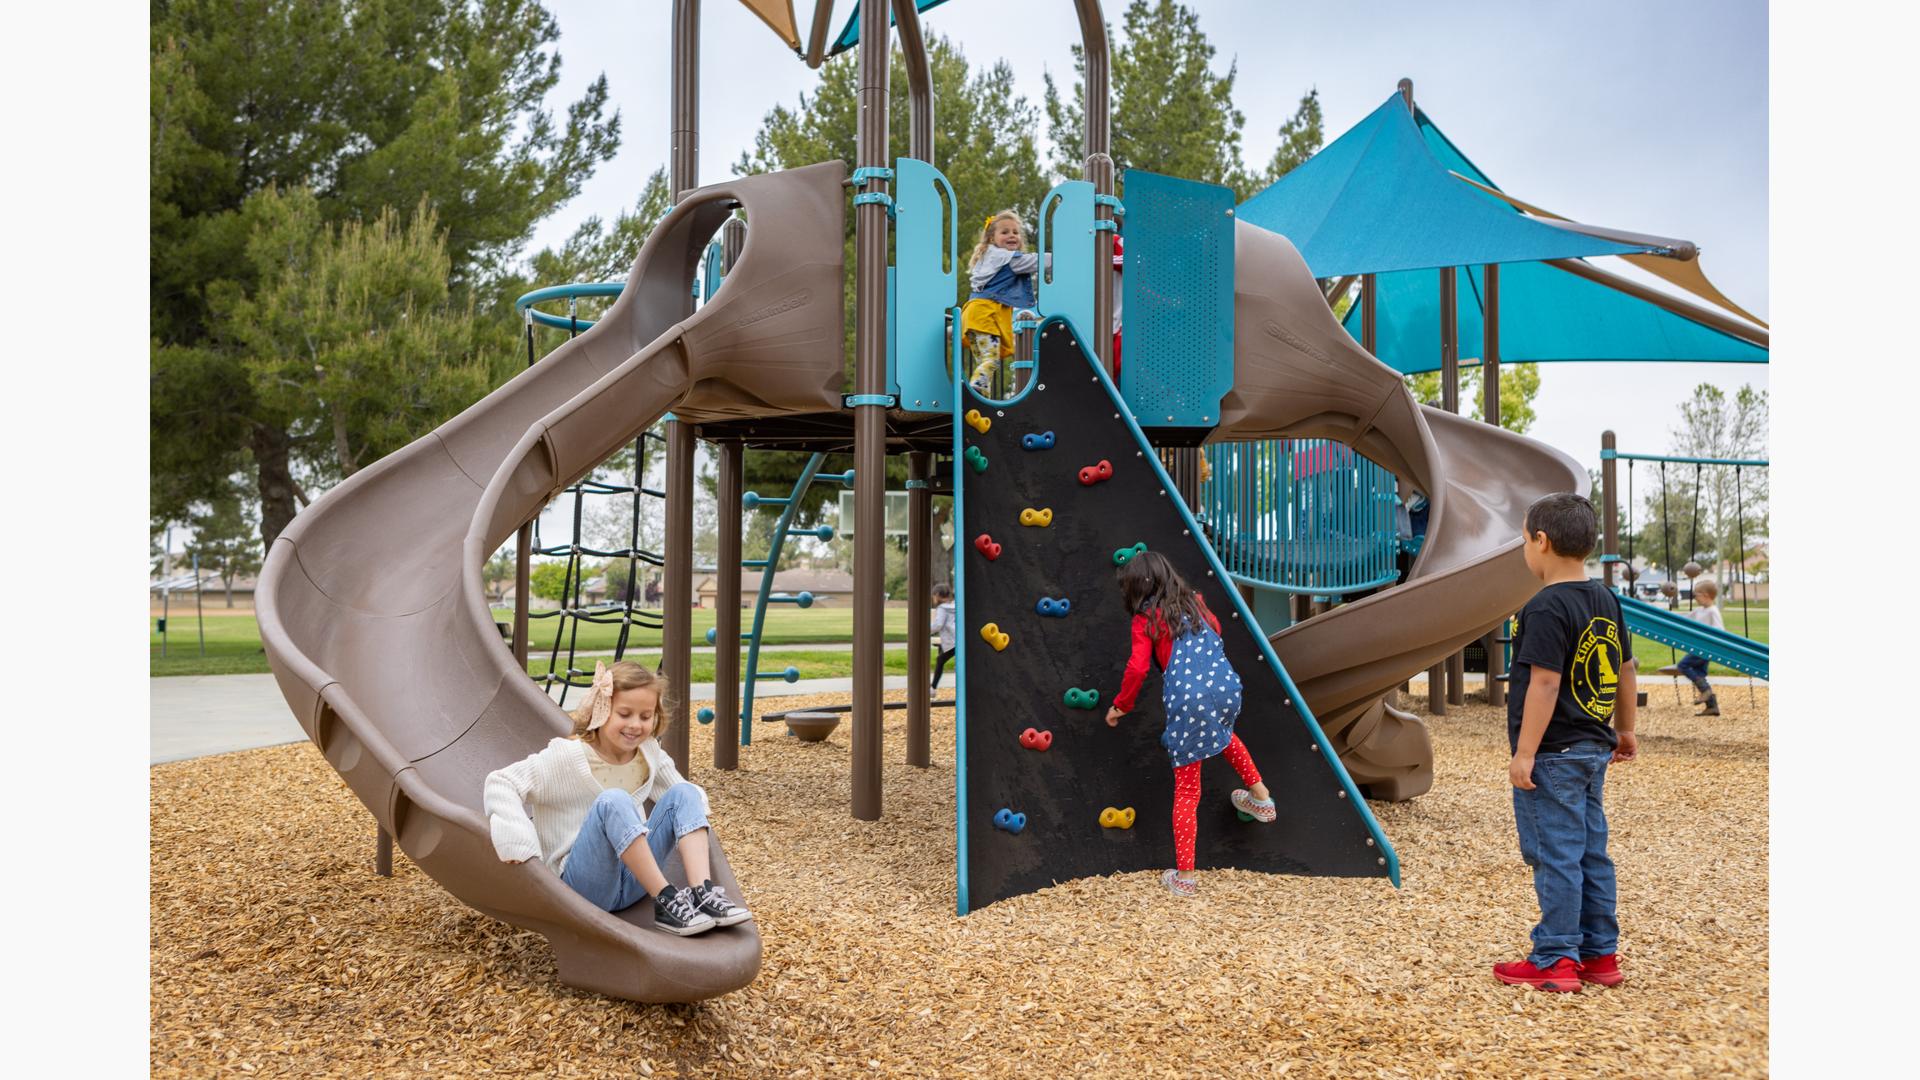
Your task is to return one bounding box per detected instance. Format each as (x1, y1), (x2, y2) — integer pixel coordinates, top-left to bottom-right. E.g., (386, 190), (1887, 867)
(1119, 170), (1236, 427)
(701, 241), (724, 302)
(1036, 180), (1096, 345)
(892, 157), (960, 413)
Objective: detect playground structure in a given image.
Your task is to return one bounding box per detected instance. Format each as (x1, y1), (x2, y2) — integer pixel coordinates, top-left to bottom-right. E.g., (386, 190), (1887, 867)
(252, 1), (1769, 1001)
(1599, 434), (1771, 683)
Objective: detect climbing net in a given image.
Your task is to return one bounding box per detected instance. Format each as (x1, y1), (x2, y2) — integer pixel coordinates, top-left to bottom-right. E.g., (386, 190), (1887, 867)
(512, 284), (668, 706)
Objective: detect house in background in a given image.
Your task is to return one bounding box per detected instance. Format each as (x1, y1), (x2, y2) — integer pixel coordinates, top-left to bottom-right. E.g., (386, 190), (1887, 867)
(694, 568), (855, 608)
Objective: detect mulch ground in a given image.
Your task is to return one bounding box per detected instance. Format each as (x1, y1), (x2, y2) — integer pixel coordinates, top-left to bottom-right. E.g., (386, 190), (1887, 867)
(152, 679), (1769, 1077)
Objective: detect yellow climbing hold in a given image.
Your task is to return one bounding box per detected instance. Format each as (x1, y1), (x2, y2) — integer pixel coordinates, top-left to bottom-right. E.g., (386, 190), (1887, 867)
(964, 408), (992, 434)
(979, 622), (1010, 651)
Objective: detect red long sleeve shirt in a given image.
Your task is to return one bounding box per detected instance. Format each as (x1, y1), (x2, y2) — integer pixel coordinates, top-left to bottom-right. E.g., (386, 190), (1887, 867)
(1112, 594), (1222, 713)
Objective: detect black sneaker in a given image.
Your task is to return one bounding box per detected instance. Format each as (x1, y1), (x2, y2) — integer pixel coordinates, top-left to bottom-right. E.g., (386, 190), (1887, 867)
(651, 884), (717, 937)
(692, 880), (754, 927)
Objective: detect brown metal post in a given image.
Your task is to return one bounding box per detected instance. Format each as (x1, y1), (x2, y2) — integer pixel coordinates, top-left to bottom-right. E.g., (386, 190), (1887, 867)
(1076, 0), (1114, 370)
(1440, 261), (1462, 707)
(1398, 77), (1415, 113)
(512, 524), (530, 669)
(1361, 274), (1377, 353)
(804, 0), (836, 67)
(894, 0), (932, 162)
(1483, 263), (1501, 428)
(376, 827), (393, 877)
(1602, 429), (1619, 588)
(850, 0), (890, 820)
(662, 0), (699, 774)
(713, 441), (743, 769)
(906, 453), (932, 767)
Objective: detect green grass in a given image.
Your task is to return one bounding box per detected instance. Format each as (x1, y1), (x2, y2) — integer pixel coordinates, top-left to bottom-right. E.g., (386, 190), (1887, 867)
(1628, 607), (1769, 679)
(149, 607), (916, 677)
(529, 648), (917, 686)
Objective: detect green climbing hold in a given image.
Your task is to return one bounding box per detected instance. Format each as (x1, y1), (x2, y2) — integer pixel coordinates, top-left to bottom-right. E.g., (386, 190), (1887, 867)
(1236, 810), (1255, 822)
(1063, 687), (1101, 710)
(965, 445), (989, 473)
(1112, 541), (1148, 566)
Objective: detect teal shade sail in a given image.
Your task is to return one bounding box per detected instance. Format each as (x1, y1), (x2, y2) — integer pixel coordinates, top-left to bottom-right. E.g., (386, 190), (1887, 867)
(1236, 93), (1653, 278)
(826, 0), (953, 57)
(1343, 260), (1769, 373)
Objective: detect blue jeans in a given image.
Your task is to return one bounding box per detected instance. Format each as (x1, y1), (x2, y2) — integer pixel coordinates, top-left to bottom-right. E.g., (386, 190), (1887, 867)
(559, 783), (710, 912)
(1512, 742), (1618, 967)
(1677, 653), (1711, 692)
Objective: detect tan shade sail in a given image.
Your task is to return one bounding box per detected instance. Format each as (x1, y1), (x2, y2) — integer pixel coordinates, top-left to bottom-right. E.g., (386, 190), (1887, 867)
(1451, 171), (1769, 330)
(738, 0), (801, 49)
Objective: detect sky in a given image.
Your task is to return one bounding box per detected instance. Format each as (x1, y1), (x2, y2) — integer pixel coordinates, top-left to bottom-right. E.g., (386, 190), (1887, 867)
(519, 0), (1769, 482)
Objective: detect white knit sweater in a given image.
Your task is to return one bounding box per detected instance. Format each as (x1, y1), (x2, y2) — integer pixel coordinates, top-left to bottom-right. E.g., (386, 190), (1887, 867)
(483, 736), (703, 872)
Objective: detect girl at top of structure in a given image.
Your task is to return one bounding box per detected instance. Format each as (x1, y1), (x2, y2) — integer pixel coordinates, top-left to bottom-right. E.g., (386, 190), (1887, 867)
(483, 660), (753, 937)
(1103, 551), (1277, 897)
(961, 210), (1040, 394)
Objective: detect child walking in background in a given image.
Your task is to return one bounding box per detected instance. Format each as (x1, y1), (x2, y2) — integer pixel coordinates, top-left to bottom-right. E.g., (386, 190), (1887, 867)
(1103, 551), (1276, 897)
(1678, 577), (1723, 715)
(961, 211), (1039, 394)
(484, 661), (753, 937)
(930, 582), (957, 690)
(1497, 493), (1638, 992)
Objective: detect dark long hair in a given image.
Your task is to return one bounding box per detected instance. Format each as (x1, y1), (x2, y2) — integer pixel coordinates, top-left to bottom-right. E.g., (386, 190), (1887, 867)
(1117, 550), (1207, 637)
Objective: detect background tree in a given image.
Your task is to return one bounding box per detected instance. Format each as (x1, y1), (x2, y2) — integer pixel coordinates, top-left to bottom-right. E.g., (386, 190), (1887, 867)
(529, 560), (574, 604)
(1632, 383), (1768, 586)
(185, 494), (264, 607)
(1404, 364), (1543, 435)
(483, 546), (518, 604)
(151, 0), (620, 550)
(1260, 89), (1325, 187)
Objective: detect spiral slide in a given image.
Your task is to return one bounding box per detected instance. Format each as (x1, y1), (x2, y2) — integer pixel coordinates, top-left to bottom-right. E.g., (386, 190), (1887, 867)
(255, 162), (848, 1002)
(1216, 222), (1588, 800)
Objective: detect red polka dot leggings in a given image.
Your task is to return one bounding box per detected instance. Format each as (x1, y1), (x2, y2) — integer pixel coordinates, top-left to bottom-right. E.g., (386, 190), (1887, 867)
(1172, 734), (1263, 872)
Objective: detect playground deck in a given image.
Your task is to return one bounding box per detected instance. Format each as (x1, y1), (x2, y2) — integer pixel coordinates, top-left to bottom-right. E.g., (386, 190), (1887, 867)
(152, 688), (1768, 1077)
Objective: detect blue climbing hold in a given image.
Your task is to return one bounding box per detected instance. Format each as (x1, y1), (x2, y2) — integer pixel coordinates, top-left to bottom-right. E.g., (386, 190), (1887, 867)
(1021, 431), (1057, 451)
(697, 707), (715, 725)
(1035, 596), (1072, 618)
(992, 808), (1028, 834)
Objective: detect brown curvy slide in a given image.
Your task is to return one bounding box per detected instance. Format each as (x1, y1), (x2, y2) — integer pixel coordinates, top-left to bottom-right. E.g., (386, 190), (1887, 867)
(256, 162), (848, 1001)
(1215, 222), (1586, 800)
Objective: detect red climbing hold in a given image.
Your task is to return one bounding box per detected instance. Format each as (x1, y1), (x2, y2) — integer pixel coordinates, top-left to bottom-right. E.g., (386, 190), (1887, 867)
(1078, 459), (1114, 486)
(973, 533), (1003, 561)
(1019, 727), (1053, 752)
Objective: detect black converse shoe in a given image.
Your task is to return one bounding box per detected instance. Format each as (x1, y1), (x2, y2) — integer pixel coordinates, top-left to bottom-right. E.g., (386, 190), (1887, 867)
(651, 883), (717, 936)
(692, 880), (754, 927)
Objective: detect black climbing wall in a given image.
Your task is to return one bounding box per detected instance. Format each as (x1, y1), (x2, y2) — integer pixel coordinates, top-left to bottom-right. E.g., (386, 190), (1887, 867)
(957, 322), (1393, 913)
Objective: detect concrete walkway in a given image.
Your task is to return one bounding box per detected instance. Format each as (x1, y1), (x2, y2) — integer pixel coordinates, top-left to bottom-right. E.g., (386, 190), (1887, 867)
(151, 672), (914, 765)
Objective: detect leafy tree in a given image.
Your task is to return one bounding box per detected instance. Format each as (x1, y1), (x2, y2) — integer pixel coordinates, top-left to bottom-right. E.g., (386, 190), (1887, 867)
(1630, 383), (1768, 586)
(1044, 0), (1255, 196)
(185, 493), (263, 607)
(151, 0), (620, 548)
(483, 546), (518, 604)
(1404, 363), (1542, 434)
(1260, 89), (1324, 187)
(529, 560), (574, 603)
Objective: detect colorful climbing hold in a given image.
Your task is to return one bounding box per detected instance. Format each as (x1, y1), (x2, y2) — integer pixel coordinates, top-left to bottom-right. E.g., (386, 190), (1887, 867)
(1063, 687), (1100, 710)
(1034, 596), (1072, 618)
(1019, 727), (1053, 751)
(1021, 431), (1057, 451)
(965, 445), (989, 473)
(1018, 507), (1054, 527)
(1112, 541), (1148, 566)
(1236, 810), (1255, 823)
(980, 623), (1011, 651)
(964, 408), (992, 434)
(992, 808), (1027, 834)
(1098, 807), (1137, 830)
(1077, 459), (1115, 486)
(972, 533), (1003, 560)
(697, 707), (715, 725)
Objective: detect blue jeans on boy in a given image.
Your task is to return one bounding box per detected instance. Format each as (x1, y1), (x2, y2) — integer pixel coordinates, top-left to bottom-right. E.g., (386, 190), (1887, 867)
(1513, 742), (1618, 967)
(559, 783), (710, 912)
(1677, 653), (1711, 692)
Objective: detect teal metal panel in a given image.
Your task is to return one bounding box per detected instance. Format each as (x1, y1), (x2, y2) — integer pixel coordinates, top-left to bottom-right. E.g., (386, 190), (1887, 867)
(893, 157), (959, 413)
(1035, 180), (1096, 348)
(701, 241), (724, 302)
(1119, 170), (1236, 427)
(1201, 440), (1401, 596)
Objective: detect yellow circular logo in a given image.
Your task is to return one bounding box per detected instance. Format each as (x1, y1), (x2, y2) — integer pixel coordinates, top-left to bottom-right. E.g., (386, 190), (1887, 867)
(1569, 617), (1623, 720)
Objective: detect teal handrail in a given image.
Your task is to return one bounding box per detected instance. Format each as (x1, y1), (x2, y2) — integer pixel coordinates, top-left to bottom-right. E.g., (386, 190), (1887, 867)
(513, 281), (625, 331)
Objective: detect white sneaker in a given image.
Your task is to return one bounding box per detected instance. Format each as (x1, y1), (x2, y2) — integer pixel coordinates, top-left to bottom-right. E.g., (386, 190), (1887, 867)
(1232, 788), (1277, 823)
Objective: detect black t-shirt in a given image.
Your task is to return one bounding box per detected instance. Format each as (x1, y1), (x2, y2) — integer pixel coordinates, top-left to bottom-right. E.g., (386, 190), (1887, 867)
(1507, 579), (1634, 753)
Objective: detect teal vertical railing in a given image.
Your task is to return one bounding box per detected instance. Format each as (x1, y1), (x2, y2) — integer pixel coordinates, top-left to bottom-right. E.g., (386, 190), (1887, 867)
(1200, 439), (1400, 596)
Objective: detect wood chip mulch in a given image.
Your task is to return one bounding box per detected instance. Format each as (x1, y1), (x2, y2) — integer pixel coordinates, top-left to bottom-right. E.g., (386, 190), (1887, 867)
(153, 681), (1769, 1077)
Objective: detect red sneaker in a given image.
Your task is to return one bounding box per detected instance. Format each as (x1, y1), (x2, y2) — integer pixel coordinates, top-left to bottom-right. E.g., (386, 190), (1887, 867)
(1578, 954), (1624, 987)
(1492, 957), (1582, 992)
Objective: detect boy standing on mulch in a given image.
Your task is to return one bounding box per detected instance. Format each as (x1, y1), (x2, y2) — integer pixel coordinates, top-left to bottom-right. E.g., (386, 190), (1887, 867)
(1495, 493), (1639, 993)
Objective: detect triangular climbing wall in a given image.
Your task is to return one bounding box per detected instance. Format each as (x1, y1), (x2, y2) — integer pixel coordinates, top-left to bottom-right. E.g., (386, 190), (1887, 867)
(954, 320), (1398, 913)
